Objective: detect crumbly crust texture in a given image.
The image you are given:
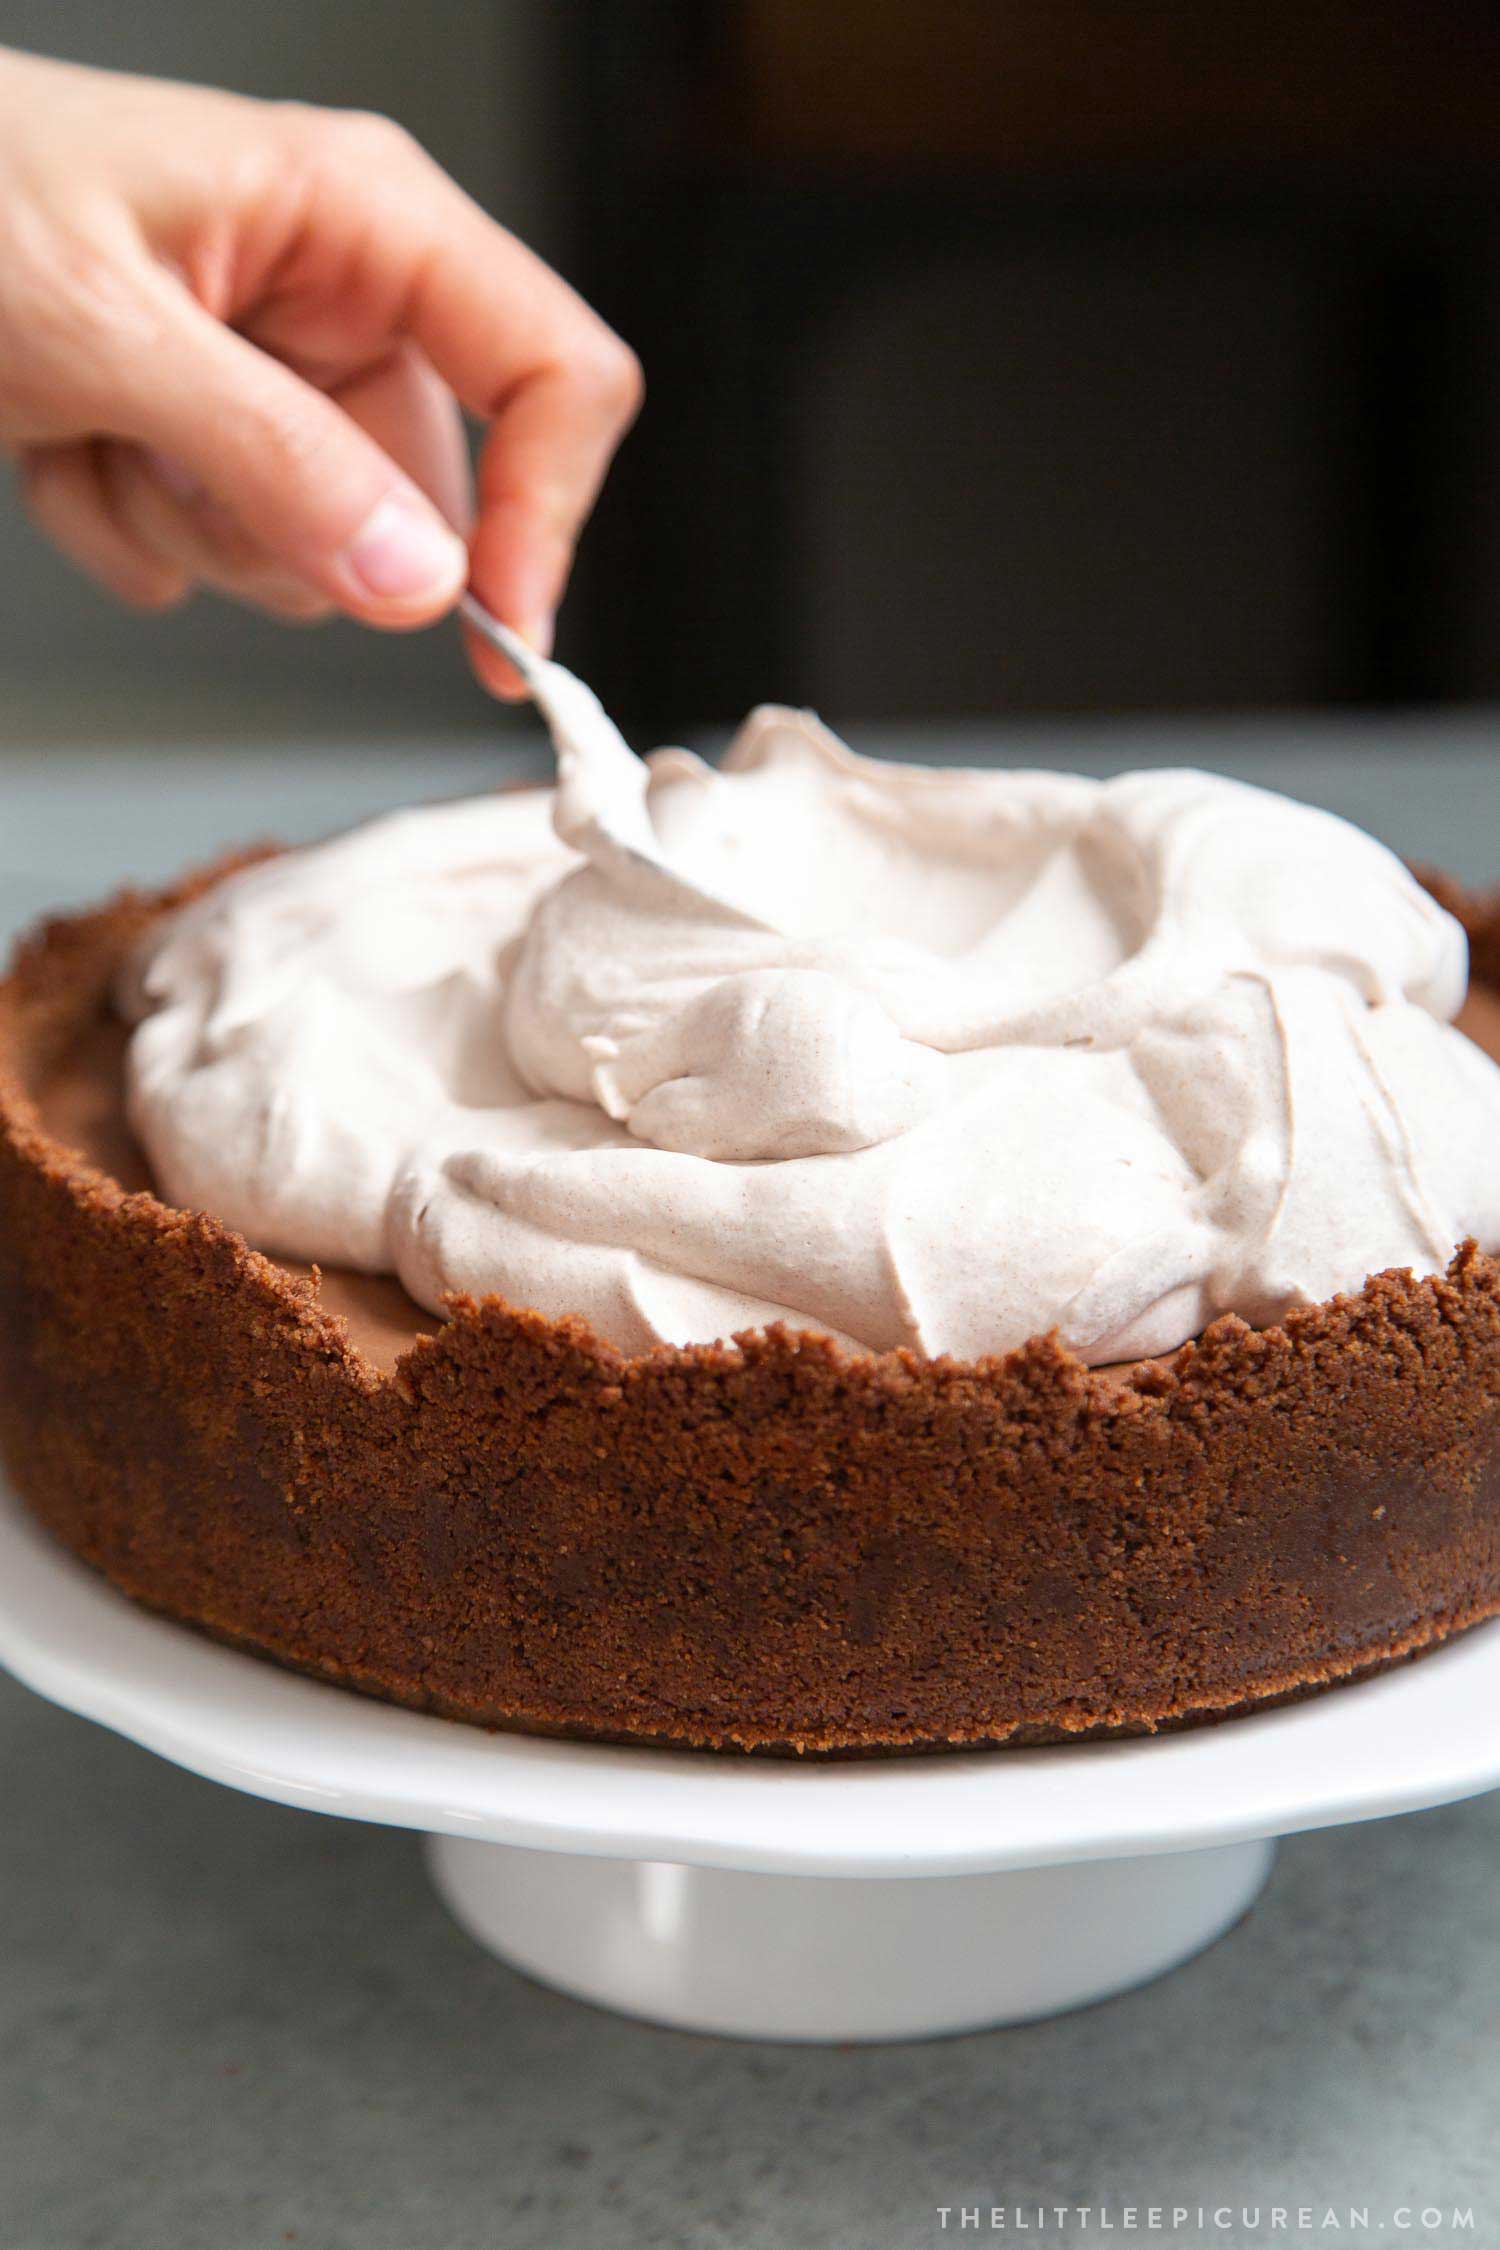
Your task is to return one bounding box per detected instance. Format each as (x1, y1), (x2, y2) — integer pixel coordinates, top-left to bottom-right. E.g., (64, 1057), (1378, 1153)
(2, 858), (1499, 1755)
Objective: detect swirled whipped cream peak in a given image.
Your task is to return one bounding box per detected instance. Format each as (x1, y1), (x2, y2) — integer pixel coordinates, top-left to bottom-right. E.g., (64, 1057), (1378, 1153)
(122, 665), (1500, 1363)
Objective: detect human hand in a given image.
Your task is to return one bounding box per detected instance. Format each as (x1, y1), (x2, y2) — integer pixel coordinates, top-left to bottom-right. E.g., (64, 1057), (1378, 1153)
(0, 49), (641, 695)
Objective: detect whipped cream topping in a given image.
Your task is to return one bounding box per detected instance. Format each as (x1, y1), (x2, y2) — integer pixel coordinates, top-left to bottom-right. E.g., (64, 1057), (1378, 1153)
(121, 676), (1500, 1363)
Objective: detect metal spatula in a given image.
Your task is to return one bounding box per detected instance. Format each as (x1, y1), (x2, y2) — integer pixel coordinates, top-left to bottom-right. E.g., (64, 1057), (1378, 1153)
(457, 592), (545, 690)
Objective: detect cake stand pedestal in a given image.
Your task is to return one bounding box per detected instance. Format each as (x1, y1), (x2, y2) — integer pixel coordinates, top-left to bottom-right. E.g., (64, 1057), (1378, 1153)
(2, 1480), (1497, 2044)
(426, 1832), (1273, 2040)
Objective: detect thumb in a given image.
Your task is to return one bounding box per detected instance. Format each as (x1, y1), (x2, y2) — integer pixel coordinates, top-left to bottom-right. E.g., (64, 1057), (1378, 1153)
(108, 290), (468, 625)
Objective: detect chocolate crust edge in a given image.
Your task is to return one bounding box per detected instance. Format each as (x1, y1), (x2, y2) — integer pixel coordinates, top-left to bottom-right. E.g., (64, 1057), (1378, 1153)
(2, 860), (1499, 1757)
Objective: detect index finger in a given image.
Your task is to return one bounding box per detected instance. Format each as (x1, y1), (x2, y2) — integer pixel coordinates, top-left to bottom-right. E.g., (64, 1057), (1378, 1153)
(317, 117), (643, 691)
(465, 352), (640, 696)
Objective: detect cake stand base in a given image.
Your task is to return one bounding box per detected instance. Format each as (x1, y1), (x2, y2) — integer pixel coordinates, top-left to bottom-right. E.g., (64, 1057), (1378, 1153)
(426, 1832), (1276, 2041)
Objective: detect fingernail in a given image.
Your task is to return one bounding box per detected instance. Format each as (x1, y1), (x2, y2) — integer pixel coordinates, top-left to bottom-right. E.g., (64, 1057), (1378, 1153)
(341, 493), (467, 603)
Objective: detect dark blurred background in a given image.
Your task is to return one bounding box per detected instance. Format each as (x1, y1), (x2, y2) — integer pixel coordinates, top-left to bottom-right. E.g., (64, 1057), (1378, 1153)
(8, 0), (1500, 743)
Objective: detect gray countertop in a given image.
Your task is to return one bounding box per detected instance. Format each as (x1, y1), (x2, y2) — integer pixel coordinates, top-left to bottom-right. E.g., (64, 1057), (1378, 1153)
(3, 713), (1499, 2250)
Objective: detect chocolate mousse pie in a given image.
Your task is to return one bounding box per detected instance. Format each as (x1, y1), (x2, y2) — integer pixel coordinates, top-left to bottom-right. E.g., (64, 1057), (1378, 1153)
(3, 667), (1499, 1754)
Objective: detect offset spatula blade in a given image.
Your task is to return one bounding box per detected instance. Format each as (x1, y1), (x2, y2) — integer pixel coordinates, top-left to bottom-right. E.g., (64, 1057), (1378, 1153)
(457, 592), (545, 688)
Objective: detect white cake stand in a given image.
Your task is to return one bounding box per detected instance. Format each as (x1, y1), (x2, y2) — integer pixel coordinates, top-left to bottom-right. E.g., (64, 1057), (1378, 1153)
(3, 1477), (1498, 2043)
